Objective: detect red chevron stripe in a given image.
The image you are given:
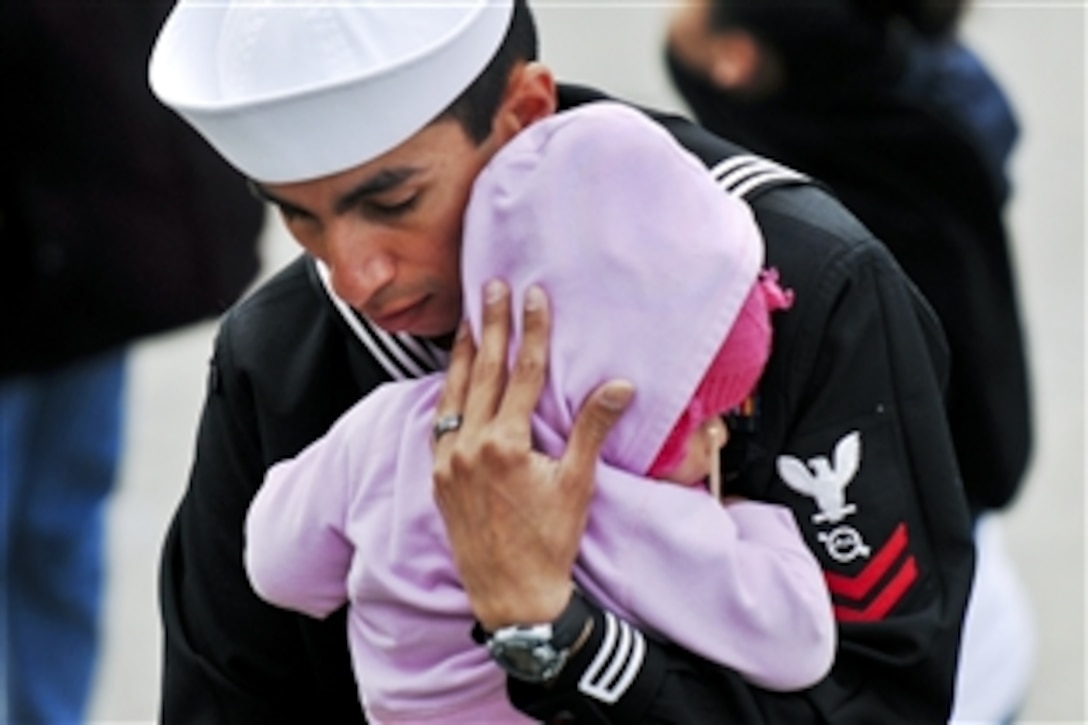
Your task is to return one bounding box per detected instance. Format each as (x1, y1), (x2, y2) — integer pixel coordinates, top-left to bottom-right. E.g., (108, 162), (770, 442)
(824, 523), (909, 601)
(834, 556), (918, 622)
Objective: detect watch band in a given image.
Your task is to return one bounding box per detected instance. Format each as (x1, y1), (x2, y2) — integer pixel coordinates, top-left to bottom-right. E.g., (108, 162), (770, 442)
(546, 588), (593, 650)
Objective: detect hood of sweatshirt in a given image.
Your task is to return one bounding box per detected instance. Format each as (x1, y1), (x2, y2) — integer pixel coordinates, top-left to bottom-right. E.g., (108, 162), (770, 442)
(461, 101), (763, 475)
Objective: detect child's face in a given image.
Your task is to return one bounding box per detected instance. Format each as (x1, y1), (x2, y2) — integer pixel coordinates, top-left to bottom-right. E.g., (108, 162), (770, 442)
(661, 416), (730, 487)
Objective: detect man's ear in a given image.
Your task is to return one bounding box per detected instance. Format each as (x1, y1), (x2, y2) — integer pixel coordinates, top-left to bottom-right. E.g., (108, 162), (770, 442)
(707, 30), (763, 90)
(493, 62), (557, 138)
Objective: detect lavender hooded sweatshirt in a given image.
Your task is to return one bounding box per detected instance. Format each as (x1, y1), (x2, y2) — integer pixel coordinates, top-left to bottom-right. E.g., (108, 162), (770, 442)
(245, 102), (834, 723)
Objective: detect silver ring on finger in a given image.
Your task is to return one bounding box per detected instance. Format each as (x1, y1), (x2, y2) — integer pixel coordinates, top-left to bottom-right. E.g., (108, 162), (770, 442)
(433, 413), (464, 443)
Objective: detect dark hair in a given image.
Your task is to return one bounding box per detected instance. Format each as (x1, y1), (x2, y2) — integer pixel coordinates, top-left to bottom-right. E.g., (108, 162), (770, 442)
(881, 0), (967, 37)
(439, 0), (538, 143)
(709, 0), (965, 40)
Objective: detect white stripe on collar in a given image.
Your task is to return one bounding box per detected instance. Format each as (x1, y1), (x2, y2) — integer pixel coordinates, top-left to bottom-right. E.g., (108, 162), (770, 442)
(711, 154), (808, 198)
(314, 260), (448, 381)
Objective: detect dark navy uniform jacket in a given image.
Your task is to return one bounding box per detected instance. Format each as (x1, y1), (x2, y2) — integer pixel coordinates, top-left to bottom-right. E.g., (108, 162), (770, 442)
(159, 86), (975, 724)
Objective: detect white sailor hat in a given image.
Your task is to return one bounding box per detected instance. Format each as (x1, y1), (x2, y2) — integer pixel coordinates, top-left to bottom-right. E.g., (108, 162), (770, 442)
(149, 0), (515, 183)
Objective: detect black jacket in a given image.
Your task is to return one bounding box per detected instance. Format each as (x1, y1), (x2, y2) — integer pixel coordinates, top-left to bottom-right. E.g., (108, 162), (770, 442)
(159, 87), (974, 723)
(0, 3), (265, 378)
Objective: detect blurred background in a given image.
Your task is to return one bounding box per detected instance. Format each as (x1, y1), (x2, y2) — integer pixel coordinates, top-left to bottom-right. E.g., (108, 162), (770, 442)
(90, 3), (1083, 722)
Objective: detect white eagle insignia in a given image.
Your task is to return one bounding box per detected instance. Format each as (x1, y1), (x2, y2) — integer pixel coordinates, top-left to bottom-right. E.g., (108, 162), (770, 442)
(777, 431), (861, 524)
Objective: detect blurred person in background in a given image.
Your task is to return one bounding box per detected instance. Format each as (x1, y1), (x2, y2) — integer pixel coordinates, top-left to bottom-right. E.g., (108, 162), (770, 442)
(666, 1), (1035, 721)
(0, 4), (264, 722)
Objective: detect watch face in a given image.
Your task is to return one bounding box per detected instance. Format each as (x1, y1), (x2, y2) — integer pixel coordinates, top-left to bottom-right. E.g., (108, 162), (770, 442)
(488, 624), (569, 683)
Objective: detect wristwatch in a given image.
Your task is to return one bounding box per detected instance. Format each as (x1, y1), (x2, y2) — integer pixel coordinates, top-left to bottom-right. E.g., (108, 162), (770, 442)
(475, 589), (593, 683)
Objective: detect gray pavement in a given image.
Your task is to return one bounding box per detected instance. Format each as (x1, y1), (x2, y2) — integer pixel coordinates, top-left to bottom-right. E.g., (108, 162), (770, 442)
(89, 5), (1085, 722)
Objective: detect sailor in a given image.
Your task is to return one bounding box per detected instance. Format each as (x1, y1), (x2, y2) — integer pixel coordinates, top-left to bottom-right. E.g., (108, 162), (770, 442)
(149, 1), (974, 721)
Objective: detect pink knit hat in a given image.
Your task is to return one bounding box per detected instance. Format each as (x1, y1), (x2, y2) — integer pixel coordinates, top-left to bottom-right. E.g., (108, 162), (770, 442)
(647, 270), (793, 479)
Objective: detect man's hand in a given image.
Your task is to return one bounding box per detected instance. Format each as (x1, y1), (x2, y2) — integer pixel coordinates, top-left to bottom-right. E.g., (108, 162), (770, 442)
(432, 280), (634, 631)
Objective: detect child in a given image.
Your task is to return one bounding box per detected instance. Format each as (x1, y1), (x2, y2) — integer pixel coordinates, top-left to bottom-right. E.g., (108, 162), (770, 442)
(244, 101), (833, 723)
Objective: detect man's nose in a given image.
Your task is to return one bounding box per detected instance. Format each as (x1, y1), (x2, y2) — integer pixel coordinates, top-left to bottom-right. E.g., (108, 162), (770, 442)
(325, 221), (395, 309)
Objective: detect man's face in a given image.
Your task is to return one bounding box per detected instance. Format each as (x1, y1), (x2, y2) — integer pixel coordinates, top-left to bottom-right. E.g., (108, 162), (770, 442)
(257, 119), (504, 338)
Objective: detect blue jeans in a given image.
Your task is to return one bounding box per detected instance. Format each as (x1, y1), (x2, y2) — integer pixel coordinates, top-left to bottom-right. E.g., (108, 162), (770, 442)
(1, 350), (127, 724)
